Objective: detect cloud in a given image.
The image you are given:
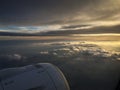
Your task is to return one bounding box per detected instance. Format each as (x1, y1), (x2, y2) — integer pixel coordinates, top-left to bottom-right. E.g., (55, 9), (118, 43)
(0, 41), (119, 90)
(8, 54), (22, 60)
(35, 41), (120, 90)
(0, 25), (62, 33)
(0, 54), (25, 61)
(61, 24), (93, 30)
(62, 25), (91, 29)
(0, 0), (120, 27)
(34, 41), (120, 60)
(39, 51), (49, 55)
(40, 25), (120, 36)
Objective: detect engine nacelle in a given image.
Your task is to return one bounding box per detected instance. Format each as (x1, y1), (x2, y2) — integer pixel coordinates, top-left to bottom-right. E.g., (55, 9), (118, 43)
(0, 63), (70, 90)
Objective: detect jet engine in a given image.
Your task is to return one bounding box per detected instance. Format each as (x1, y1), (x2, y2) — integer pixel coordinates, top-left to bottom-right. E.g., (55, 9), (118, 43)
(0, 63), (70, 90)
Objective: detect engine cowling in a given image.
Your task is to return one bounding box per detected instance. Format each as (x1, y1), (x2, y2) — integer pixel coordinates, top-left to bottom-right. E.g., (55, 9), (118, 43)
(0, 63), (70, 90)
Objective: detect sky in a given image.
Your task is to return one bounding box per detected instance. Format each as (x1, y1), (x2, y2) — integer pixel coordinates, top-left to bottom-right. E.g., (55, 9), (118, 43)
(0, 0), (120, 33)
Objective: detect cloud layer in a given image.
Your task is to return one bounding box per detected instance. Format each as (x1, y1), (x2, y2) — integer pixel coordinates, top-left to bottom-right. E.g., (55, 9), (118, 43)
(0, 41), (120, 90)
(0, 0), (120, 33)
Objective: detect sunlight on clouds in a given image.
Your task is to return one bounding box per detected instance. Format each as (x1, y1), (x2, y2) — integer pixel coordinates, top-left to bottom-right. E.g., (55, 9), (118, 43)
(72, 33), (120, 36)
(97, 0), (120, 11)
(90, 21), (120, 27)
(68, 20), (120, 30)
(86, 41), (120, 54)
(70, 0), (120, 28)
(1, 0), (120, 33)
(18, 25), (62, 33)
(0, 25), (62, 33)
(32, 41), (120, 60)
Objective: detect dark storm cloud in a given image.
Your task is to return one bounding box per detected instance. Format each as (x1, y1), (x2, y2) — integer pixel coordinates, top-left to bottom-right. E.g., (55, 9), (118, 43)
(62, 24), (92, 29)
(0, 0), (83, 25)
(42, 25), (120, 35)
(0, 0), (117, 26)
(0, 0), (120, 33)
